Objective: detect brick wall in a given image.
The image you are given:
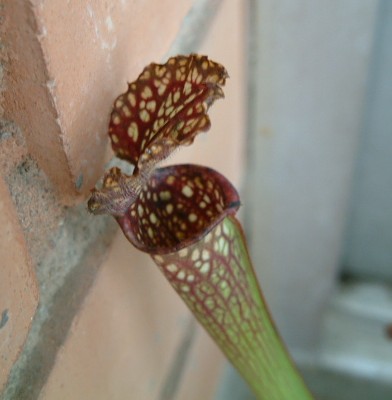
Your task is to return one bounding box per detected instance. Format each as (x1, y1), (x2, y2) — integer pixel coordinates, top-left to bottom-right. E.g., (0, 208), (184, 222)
(0, 1), (245, 399)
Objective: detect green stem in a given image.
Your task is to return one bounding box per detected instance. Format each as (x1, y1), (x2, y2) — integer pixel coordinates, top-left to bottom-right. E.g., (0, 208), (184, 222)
(152, 216), (313, 400)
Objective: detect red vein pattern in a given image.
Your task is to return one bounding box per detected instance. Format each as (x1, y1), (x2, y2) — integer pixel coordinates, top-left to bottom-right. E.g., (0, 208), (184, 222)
(151, 216), (269, 387)
(151, 216), (312, 400)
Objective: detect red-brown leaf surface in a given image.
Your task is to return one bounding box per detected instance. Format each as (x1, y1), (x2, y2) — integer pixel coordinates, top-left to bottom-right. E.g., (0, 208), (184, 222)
(108, 54), (228, 171)
(116, 164), (240, 254)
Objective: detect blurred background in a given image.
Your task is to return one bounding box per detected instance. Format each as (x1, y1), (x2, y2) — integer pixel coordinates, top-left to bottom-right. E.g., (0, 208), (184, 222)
(203, 1), (392, 399)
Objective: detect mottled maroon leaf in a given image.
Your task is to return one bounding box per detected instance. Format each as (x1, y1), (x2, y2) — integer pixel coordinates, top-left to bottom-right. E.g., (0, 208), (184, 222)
(108, 54), (228, 170)
(116, 164), (240, 254)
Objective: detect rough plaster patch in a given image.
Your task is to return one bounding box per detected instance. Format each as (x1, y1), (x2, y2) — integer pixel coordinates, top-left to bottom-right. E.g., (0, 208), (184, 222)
(0, 62), (4, 116)
(0, 310), (9, 330)
(0, 121), (27, 172)
(0, 123), (63, 267)
(0, 121), (118, 399)
(5, 157), (64, 265)
(1, 205), (117, 400)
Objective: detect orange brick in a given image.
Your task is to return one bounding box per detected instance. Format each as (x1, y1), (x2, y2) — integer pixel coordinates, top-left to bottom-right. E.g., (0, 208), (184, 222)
(0, 177), (38, 391)
(39, 231), (190, 400)
(2, 0), (193, 204)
